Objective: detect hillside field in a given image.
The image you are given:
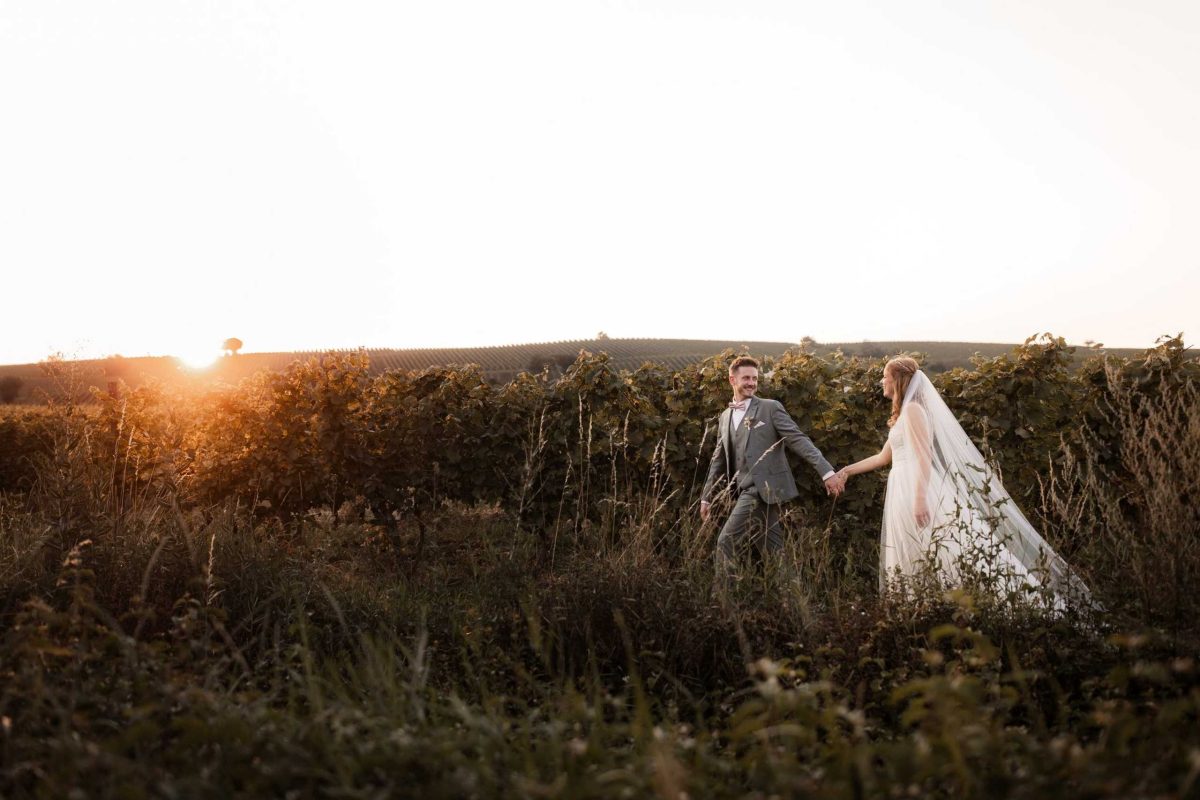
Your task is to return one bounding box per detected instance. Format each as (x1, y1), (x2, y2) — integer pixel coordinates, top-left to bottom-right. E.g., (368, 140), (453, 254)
(0, 335), (1197, 797)
(0, 336), (1148, 403)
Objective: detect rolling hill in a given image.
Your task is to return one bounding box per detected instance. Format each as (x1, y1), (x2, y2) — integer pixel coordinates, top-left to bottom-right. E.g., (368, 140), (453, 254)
(0, 337), (1149, 403)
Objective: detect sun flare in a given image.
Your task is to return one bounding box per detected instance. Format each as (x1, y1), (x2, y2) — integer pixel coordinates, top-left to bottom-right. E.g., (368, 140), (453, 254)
(178, 347), (220, 370)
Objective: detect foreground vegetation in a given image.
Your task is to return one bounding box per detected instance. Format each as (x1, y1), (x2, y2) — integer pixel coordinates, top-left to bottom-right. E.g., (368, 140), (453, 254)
(1, 334), (1197, 798)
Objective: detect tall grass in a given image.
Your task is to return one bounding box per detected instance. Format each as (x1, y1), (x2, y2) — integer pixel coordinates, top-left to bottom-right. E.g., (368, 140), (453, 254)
(1, 351), (1198, 797)
(1041, 361), (1200, 640)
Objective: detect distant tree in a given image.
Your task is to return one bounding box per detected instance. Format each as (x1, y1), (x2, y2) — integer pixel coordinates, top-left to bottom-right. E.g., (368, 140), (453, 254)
(222, 338), (244, 356)
(799, 335), (818, 351)
(596, 331), (610, 340)
(0, 375), (22, 404)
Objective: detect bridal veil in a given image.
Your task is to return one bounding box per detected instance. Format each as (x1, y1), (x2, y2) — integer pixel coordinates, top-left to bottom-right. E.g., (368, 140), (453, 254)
(886, 370), (1091, 606)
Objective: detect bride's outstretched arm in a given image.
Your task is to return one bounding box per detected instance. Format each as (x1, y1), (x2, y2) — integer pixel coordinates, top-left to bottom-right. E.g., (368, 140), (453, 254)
(838, 441), (892, 482)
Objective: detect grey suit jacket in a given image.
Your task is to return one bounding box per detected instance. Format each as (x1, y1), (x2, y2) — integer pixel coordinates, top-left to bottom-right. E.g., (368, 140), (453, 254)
(701, 397), (833, 505)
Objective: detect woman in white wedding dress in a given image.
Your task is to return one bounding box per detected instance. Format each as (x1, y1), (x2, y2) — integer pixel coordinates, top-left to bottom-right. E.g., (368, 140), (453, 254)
(838, 357), (1090, 606)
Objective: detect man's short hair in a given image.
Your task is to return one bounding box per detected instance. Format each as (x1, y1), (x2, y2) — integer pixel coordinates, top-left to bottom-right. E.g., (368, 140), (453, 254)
(729, 356), (759, 374)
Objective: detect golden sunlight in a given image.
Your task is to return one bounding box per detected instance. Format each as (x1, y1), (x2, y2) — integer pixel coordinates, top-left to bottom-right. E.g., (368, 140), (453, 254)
(177, 346), (220, 370)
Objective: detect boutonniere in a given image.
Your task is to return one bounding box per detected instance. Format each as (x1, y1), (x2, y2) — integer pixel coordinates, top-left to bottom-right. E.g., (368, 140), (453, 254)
(743, 415), (757, 430)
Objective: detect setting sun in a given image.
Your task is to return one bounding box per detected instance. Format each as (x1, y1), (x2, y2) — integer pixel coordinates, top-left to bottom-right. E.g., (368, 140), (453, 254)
(177, 347), (220, 371)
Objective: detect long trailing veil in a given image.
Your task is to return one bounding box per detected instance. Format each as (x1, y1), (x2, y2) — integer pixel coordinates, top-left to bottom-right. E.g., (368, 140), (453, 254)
(890, 370), (1092, 607)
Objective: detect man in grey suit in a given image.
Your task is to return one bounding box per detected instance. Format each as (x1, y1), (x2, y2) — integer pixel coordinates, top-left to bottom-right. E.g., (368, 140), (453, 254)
(700, 355), (844, 585)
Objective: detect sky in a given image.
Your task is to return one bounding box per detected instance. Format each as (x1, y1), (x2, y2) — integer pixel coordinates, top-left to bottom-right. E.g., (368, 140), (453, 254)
(2, 0), (1197, 366)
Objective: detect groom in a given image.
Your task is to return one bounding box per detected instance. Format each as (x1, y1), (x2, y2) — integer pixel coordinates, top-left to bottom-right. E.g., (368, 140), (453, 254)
(700, 356), (844, 585)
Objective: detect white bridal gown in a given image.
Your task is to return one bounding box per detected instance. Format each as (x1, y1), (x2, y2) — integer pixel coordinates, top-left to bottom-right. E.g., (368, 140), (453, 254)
(879, 372), (1090, 608)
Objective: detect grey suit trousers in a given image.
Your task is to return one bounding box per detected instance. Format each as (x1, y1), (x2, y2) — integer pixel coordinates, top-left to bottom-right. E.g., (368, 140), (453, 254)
(714, 487), (784, 586)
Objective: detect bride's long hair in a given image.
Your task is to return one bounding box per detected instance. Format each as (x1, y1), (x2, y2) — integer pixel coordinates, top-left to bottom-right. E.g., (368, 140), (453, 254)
(886, 357), (920, 427)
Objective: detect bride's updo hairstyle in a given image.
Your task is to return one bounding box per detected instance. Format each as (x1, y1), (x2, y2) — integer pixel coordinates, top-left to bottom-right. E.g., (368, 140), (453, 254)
(885, 356), (920, 427)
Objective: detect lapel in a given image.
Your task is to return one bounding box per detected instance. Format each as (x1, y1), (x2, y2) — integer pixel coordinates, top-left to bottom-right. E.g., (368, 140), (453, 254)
(735, 397), (757, 460)
(721, 407), (734, 464)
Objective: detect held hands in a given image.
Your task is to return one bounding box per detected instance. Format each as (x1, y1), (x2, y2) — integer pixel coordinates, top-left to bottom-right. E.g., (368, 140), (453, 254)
(824, 471), (846, 497)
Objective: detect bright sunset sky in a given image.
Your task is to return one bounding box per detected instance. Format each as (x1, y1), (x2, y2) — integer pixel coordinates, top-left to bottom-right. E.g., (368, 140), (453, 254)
(2, 1), (1197, 366)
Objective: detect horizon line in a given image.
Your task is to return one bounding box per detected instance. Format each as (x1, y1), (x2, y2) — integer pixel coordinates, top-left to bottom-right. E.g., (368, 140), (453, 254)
(0, 334), (1168, 369)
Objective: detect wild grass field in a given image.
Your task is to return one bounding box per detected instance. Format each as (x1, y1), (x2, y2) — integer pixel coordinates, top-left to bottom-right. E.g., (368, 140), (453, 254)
(0, 334), (1197, 798)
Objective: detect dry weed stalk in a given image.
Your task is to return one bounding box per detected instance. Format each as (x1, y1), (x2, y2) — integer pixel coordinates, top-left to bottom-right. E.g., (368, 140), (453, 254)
(1042, 363), (1200, 634)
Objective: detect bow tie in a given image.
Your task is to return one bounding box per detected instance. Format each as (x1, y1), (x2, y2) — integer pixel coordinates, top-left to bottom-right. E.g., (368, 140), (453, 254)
(728, 400), (749, 411)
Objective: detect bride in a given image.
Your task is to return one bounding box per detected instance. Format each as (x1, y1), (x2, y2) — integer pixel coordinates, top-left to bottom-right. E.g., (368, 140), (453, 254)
(838, 357), (1090, 606)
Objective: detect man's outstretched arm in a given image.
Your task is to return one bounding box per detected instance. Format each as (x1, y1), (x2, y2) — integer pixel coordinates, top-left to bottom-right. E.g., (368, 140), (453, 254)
(767, 401), (842, 495)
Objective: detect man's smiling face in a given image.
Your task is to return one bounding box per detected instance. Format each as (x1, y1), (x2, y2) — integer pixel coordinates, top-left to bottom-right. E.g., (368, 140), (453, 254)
(729, 366), (759, 401)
